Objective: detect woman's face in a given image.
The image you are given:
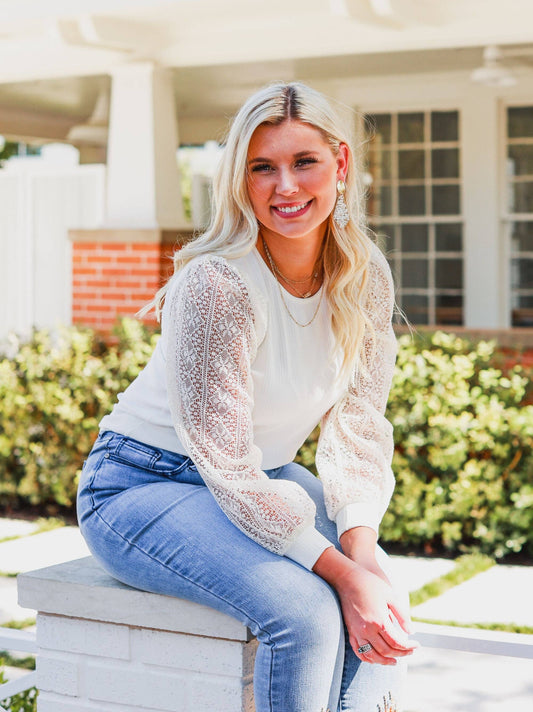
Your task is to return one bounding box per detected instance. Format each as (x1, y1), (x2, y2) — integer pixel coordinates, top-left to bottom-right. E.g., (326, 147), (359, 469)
(246, 120), (348, 246)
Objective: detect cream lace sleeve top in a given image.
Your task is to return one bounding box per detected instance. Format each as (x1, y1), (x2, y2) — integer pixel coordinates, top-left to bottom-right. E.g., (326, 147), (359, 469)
(99, 244), (397, 570)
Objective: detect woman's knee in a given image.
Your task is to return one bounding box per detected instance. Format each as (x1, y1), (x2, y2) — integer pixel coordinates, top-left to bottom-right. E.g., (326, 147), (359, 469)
(266, 573), (343, 650)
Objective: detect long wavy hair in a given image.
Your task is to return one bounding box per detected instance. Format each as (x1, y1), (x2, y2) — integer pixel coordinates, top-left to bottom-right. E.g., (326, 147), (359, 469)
(145, 81), (374, 377)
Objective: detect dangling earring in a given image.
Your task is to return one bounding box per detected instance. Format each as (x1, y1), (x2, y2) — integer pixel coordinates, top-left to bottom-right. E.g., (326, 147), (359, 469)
(333, 179), (349, 228)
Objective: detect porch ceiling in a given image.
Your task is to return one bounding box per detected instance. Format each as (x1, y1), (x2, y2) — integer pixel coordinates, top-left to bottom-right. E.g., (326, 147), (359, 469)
(1, 0), (533, 144)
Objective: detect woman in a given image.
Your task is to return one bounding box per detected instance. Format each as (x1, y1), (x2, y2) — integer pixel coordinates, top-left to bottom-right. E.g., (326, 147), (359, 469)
(77, 81), (417, 712)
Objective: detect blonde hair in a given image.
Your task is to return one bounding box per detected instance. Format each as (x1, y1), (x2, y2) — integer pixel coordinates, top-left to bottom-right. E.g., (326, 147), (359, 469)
(146, 81), (374, 377)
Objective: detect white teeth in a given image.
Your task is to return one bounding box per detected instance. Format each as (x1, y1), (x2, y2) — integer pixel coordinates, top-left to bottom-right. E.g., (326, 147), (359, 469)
(275, 202), (309, 214)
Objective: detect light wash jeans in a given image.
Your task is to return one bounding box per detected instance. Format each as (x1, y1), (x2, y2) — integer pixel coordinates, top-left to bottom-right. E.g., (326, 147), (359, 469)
(77, 431), (406, 712)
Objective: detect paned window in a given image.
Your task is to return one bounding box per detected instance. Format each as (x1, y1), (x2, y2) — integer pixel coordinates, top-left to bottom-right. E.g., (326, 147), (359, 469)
(507, 106), (533, 326)
(365, 110), (463, 325)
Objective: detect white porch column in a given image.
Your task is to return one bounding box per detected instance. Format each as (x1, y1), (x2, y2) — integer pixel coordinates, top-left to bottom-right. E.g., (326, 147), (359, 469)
(106, 61), (185, 228)
(462, 90), (507, 328)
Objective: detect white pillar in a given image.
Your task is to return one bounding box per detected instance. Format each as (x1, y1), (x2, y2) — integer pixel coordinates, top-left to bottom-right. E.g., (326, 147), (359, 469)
(462, 90), (507, 328)
(106, 62), (185, 229)
(18, 557), (256, 712)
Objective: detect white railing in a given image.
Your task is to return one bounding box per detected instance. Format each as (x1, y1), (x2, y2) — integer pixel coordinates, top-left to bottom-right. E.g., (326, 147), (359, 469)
(413, 622), (533, 659)
(0, 627), (37, 711)
(0, 621), (531, 710)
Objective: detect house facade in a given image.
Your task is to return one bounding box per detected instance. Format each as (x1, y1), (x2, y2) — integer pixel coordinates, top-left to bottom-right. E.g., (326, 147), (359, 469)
(1, 0), (532, 340)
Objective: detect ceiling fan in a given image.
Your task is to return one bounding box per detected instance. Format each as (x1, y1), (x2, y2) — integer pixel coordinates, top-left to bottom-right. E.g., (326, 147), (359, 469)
(471, 45), (533, 88)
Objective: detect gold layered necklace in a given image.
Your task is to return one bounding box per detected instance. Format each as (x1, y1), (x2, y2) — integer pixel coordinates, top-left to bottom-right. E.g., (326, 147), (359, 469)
(262, 237), (324, 328)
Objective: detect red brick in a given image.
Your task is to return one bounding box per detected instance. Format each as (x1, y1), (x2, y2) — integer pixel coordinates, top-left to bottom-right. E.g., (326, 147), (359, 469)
(115, 255), (144, 265)
(73, 267), (99, 276)
(86, 254), (114, 264)
(100, 242), (128, 251)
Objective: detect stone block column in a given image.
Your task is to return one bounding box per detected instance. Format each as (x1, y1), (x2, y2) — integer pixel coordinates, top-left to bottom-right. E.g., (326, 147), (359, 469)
(18, 557), (257, 712)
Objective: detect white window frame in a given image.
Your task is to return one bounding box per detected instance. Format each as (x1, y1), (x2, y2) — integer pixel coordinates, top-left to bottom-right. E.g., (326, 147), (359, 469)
(362, 108), (464, 326)
(502, 102), (533, 327)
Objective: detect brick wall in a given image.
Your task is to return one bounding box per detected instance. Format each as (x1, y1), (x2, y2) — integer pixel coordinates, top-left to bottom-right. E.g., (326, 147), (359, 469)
(69, 229), (192, 333)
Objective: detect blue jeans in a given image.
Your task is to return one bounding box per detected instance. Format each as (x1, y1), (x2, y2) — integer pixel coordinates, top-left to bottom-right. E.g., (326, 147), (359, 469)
(77, 431), (406, 712)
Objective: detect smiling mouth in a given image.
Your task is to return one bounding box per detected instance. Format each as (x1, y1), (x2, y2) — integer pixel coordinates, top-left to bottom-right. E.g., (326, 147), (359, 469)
(272, 200), (312, 216)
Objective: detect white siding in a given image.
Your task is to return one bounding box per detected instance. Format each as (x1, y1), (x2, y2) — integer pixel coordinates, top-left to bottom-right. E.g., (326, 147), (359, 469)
(0, 164), (105, 340)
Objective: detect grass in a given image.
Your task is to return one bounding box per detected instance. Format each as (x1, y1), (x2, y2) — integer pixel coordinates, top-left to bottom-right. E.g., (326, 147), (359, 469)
(1, 619), (36, 631)
(412, 617), (533, 636)
(0, 516), (65, 545)
(408, 553), (533, 635)
(409, 553), (495, 608)
(0, 653), (35, 671)
(0, 517), (66, 576)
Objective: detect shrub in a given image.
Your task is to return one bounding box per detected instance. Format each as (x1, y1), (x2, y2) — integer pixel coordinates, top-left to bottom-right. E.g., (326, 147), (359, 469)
(381, 331), (533, 559)
(1, 323), (532, 559)
(0, 320), (158, 510)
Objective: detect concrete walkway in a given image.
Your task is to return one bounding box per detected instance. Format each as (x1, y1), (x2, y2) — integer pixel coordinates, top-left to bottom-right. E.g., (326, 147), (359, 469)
(0, 517), (532, 711)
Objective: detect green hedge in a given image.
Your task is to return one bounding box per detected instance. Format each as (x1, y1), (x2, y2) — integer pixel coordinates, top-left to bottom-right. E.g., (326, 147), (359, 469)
(0, 320), (158, 510)
(1, 323), (532, 559)
(382, 332), (533, 559)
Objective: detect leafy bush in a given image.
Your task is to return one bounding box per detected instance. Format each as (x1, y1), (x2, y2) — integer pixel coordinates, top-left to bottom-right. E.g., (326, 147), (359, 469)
(0, 661), (37, 712)
(0, 320), (158, 510)
(1, 323), (532, 559)
(381, 331), (533, 559)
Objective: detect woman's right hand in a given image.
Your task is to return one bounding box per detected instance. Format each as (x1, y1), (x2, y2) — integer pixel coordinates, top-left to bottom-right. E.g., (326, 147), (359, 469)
(313, 547), (417, 666)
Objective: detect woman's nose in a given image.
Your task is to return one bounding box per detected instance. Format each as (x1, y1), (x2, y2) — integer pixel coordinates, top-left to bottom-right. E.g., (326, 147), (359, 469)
(276, 168), (298, 195)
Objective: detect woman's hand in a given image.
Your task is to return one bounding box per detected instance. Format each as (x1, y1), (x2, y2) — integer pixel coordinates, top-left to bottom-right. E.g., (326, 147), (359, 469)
(313, 546), (417, 666)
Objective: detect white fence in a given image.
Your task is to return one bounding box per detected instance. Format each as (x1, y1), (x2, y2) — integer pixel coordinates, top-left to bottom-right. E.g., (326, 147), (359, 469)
(0, 627), (37, 710)
(0, 162), (105, 342)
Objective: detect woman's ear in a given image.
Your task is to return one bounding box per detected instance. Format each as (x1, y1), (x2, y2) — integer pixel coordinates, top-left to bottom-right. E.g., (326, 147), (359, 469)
(336, 143), (349, 181)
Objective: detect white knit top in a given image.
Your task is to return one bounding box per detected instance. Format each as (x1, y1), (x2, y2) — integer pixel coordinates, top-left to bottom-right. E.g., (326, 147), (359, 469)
(99, 244), (398, 570)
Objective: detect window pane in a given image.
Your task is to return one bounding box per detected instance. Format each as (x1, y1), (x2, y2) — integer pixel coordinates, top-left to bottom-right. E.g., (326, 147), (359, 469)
(512, 295), (533, 326)
(511, 222), (533, 252)
(398, 113), (424, 143)
(399, 185), (425, 215)
(376, 185), (392, 215)
(372, 114), (392, 144)
(402, 258), (428, 288)
(511, 258), (533, 289)
(510, 183), (533, 213)
(436, 258), (463, 289)
(431, 111), (459, 142)
(369, 147), (391, 181)
(436, 223), (462, 251)
(401, 224), (428, 252)
(402, 294), (429, 324)
(508, 145), (533, 176)
(436, 295), (463, 325)
(380, 150), (392, 180)
(432, 185), (460, 215)
(399, 149), (424, 179)
(432, 149), (459, 178)
(508, 107), (533, 138)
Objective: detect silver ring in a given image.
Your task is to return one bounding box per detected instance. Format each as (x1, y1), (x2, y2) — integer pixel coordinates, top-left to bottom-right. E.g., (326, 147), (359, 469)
(357, 643), (373, 655)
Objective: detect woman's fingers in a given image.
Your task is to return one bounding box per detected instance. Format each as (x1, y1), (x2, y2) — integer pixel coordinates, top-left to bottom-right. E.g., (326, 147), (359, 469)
(379, 619), (418, 654)
(356, 641), (397, 666)
(388, 598), (413, 635)
(353, 626), (415, 665)
(328, 557), (419, 665)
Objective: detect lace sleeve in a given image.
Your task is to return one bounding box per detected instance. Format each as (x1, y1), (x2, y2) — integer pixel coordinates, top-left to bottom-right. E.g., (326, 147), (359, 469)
(315, 247), (398, 537)
(164, 256), (318, 556)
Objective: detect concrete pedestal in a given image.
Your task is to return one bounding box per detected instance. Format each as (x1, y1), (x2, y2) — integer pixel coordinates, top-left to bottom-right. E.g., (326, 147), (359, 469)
(18, 557), (256, 712)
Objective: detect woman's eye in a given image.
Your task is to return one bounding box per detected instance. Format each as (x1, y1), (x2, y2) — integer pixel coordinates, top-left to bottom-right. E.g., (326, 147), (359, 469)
(295, 157), (318, 168)
(251, 164), (273, 173)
